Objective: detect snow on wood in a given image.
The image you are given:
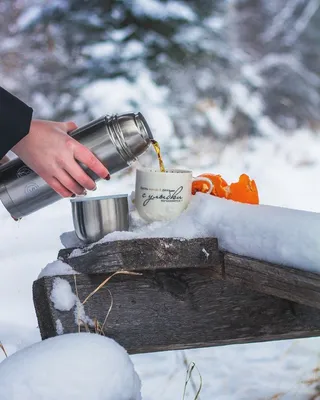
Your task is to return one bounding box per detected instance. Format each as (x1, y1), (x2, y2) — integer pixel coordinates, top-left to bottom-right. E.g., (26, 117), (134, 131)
(33, 238), (320, 354)
(60, 193), (320, 274)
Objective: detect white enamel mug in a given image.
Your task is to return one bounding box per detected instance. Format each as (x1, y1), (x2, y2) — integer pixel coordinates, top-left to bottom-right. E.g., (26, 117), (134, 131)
(135, 168), (213, 222)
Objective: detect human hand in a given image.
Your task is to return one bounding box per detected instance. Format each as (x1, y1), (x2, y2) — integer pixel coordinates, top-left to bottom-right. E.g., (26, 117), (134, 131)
(12, 119), (110, 197)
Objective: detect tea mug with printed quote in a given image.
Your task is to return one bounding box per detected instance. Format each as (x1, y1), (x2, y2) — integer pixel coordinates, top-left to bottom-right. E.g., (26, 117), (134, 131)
(135, 168), (213, 222)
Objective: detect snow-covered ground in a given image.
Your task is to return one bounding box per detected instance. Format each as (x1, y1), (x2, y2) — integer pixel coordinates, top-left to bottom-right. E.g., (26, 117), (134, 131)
(1, 125), (320, 399)
(0, 333), (142, 400)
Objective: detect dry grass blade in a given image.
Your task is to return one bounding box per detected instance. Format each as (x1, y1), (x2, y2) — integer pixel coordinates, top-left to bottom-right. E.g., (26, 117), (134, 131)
(79, 319), (90, 333)
(93, 318), (105, 335)
(182, 361), (203, 400)
(0, 342), (8, 358)
(93, 318), (99, 334)
(269, 394), (285, 400)
(82, 271), (142, 305)
(97, 320), (104, 335)
(101, 288), (114, 333)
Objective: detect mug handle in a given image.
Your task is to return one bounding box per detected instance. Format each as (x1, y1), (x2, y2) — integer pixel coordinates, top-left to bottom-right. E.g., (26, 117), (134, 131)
(192, 177), (213, 194)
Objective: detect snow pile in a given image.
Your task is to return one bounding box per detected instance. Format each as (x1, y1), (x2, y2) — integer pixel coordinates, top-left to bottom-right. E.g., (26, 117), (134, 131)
(65, 193), (320, 273)
(48, 278), (94, 331)
(38, 260), (78, 279)
(0, 333), (141, 400)
(50, 278), (77, 312)
(55, 320), (64, 335)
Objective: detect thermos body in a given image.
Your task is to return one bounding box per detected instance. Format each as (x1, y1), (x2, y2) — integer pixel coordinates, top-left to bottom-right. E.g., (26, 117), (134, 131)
(0, 112), (153, 219)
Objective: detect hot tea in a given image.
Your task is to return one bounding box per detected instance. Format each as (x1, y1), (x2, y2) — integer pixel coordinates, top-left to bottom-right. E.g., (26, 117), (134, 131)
(151, 140), (166, 172)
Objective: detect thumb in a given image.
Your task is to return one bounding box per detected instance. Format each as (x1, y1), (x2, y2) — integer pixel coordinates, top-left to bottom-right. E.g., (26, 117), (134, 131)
(63, 121), (78, 133)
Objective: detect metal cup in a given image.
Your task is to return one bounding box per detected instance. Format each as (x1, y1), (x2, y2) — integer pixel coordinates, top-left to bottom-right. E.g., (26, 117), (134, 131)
(71, 194), (129, 244)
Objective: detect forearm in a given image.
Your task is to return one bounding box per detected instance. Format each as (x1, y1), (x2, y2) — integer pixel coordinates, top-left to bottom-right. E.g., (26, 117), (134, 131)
(0, 87), (33, 159)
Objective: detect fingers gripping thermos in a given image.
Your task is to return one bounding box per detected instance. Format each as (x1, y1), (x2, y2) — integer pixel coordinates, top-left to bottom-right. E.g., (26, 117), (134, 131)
(0, 112), (154, 219)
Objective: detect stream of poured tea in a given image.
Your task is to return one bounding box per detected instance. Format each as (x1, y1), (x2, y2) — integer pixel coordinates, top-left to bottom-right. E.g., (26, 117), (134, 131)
(151, 140), (166, 172)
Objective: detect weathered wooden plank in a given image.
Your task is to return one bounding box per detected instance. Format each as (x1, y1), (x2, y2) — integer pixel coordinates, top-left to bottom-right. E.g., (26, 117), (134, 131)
(33, 269), (320, 354)
(224, 253), (320, 310)
(57, 237), (320, 309)
(33, 275), (57, 340)
(58, 238), (223, 276)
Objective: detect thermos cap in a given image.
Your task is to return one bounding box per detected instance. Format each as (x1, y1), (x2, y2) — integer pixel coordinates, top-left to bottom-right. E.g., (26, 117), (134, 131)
(106, 112), (153, 164)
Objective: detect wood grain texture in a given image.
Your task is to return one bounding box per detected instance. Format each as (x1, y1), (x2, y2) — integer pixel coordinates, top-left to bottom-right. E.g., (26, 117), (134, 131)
(224, 253), (320, 310)
(33, 269), (320, 354)
(57, 238), (320, 309)
(58, 238), (223, 276)
(33, 274), (57, 340)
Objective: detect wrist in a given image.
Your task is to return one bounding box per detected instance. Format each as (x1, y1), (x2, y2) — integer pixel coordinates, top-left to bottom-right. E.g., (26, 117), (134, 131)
(12, 122), (33, 156)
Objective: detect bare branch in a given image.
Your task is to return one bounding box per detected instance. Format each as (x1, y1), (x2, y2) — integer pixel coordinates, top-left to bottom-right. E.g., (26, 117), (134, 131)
(261, 0), (304, 43)
(253, 53), (320, 87)
(284, 0), (320, 46)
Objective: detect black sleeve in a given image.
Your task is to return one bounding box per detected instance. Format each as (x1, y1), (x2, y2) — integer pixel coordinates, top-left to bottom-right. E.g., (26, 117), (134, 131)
(0, 87), (33, 159)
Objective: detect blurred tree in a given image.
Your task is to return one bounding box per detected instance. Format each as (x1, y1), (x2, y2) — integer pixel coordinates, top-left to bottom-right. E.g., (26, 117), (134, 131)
(0, 0), (319, 142)
(15, 0), (229, 138)
(229, 0), (320, 131)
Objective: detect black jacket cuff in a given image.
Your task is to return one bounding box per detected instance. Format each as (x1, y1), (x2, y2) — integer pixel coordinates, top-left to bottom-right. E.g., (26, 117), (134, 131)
(0, 87), (33, 159)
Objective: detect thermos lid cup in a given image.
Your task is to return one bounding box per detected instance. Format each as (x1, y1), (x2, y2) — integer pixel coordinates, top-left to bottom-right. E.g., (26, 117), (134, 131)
(71, 194), (129, 244)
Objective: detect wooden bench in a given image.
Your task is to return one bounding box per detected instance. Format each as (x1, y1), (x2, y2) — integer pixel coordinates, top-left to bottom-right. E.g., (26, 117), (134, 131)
(33, 238), (320, 354)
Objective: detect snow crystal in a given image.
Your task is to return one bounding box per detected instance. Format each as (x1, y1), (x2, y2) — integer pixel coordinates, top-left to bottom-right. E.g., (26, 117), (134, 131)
(0, 333), (141, 400)
(202, 248), (210, 260)
(55, 319), (64, 335)
(50, 278), (77, 312)
(64, 193), (320, 273)
(38, 260), (78, 279)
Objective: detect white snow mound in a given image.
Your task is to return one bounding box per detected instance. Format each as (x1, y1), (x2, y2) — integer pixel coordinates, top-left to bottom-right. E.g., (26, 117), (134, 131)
(66, 193), (320, 273)
(0, 333), (141, 400)
(38, 260), (78, 279)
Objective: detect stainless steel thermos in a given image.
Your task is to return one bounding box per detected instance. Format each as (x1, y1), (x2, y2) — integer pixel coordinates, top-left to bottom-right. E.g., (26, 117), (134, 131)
(0, 112), (154, 219)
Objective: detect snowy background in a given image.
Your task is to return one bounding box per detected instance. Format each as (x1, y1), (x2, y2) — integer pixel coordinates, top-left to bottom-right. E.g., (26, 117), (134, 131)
(1, 0), (320, 398)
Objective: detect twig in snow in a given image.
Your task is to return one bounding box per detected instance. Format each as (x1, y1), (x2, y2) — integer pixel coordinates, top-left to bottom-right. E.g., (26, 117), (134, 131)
(0, 341), (8, 358)
(181, 352), (203, 400)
